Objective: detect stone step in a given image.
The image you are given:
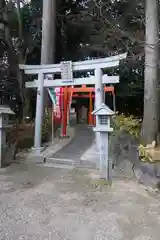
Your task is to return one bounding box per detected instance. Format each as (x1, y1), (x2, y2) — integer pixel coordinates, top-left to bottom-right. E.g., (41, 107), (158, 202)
(46, 157), (74, 165)
(38, 162), (74, 170)
(45, 157), (97, 169)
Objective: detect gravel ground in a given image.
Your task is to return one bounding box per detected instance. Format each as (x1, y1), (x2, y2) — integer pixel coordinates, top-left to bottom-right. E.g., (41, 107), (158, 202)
(0, 163), (160, 240)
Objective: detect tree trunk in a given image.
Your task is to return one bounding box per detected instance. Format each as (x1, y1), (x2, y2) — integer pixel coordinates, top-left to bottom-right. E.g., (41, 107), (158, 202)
(16, 0), (29, 120)
(41, 0), (56, 106)
(41, 0), (56, 64)
(40, 0), (56, 138)
(142, 0), (159, 144)
(0, 0), (5, 38)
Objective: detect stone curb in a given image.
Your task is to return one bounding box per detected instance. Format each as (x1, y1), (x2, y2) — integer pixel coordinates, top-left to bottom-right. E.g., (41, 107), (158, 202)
(45, 157), (97, 169)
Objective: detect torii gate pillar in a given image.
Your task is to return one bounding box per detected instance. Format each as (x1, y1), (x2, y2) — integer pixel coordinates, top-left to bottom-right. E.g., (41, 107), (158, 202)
(33, 73), (44, 154)
(95, 68), (103, 150)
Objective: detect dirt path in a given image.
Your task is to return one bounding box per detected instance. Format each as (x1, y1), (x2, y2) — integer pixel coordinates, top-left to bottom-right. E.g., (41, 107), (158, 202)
(0, 164), (160, 240)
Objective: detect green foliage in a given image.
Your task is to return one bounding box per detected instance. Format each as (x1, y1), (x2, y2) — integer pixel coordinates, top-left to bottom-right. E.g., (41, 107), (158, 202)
(112, 113), (141, 138)
(1, 0), (146, 117)
(42, 108), (52, 142)
(90, 179), (112, 190)
(111, 113), (157, 163)
(108, 113), (141, 166)
(81, 0), (145, 115)
(7, 123), (35, 151)
(16, 136), (34, 149)
(138, 144), (153, 163)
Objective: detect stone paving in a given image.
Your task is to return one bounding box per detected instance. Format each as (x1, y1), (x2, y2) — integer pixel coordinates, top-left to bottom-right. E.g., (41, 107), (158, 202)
(52, 125), (94, 162)
(0, 164), (160, 240)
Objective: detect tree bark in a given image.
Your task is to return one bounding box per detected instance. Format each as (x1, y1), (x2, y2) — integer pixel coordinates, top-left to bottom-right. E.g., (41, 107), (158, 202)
(40, 0), (56, 140)
(16, 0), (29, 120)
(142, 0), (159, 144)
(0, 0), (5, 38)
(41, 0), (56, 64)
(41, 0), (56, 107)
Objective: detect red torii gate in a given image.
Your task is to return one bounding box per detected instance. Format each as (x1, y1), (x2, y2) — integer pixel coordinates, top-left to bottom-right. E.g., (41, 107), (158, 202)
(60, 85), (115, 137)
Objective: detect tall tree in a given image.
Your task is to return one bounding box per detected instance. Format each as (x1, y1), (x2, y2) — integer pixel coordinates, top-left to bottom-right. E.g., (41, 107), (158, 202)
(41, 0), (56, 64)
(34, 0), (56, 144)
(142, 0), (159, 144)
(40, 0), (56, 111)
(15, 0), (29, 119)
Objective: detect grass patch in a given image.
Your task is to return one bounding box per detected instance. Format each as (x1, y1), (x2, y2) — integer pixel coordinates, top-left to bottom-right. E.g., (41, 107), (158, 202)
(90, 178), (112, 190)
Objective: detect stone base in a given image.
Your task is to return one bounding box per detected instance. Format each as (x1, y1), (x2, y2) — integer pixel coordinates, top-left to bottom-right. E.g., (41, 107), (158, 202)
(31, 147), (44, 155)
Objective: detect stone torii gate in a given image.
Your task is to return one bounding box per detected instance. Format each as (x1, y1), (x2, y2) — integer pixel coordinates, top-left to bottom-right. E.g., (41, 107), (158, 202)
(19, 53), (127, 155)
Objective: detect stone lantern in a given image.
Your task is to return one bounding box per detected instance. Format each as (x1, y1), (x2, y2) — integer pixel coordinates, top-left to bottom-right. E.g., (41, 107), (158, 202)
(92, 103), (115, 180)
(0, 106), (15, 167)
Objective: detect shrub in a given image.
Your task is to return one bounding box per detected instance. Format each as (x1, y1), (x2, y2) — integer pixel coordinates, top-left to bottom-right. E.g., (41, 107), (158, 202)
(112, 113), (141, 138)
(42, 108), (51, 142)
(111, 113), (156, 163)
